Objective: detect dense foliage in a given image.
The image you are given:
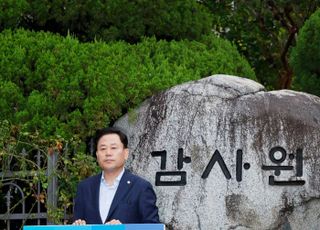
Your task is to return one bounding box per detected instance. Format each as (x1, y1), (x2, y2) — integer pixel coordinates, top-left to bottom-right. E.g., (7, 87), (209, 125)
(0, 29), (255, 143)
(290, 9), (320, 96)
(1, 0), (319, 91)
(0, 0), (212, 42)
(202, 0), (320, 90)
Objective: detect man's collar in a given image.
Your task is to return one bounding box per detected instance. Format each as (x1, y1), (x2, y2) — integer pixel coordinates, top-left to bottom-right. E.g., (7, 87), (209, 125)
(101, 168), (125, 186)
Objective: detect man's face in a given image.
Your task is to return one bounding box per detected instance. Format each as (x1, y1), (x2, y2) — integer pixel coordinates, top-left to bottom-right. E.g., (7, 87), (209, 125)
(96, 134), (128, 174)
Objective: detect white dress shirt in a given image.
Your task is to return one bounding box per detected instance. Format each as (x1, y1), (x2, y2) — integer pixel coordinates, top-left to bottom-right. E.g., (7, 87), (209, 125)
(99, 168), (125, 223)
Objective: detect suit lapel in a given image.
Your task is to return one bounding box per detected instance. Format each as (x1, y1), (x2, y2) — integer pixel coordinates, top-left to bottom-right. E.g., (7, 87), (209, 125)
(92, 173), (103, 224)
(106, 169), (134, 221)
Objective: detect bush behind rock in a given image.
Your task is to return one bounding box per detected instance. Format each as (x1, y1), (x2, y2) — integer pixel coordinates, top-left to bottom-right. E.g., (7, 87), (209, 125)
(0, 29), (255, 144)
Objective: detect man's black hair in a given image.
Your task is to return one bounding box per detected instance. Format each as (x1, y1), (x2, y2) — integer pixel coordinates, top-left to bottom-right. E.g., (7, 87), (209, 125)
(94, 127), (128, 149)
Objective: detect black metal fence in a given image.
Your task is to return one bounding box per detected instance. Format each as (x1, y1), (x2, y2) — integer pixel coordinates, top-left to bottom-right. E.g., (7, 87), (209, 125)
(0, 149), (58, 230)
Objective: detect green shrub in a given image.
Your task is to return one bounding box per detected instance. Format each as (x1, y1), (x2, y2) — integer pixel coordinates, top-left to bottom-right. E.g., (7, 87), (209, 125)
(290, 9), (320, 96)
(0, 28), (255, 143)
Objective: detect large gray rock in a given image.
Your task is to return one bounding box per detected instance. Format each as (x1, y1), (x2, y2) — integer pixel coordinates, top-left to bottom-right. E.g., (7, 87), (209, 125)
(115, 75), (320, 229)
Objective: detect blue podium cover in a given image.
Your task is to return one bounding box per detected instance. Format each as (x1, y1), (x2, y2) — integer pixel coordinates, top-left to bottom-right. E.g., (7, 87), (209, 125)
(23, 224), (165, 230)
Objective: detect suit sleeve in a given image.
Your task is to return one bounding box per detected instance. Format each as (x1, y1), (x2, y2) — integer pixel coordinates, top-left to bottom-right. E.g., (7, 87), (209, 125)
(138, 182), (160, 223)
(73, 182), (85, 221)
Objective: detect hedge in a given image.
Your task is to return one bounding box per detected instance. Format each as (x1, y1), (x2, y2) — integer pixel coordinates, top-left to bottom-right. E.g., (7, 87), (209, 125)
(0, 29), (256, 144)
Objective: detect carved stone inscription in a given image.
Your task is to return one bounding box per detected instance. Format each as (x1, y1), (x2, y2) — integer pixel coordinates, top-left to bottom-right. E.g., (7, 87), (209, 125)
(115, 75), (320, 229)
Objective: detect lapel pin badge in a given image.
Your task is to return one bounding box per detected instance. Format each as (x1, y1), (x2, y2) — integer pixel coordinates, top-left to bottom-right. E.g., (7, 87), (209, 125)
(127, 180), (131, 184)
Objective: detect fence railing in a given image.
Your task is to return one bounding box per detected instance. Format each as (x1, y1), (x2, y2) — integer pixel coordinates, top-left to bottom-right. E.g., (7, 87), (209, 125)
(0, 149), (58, 230)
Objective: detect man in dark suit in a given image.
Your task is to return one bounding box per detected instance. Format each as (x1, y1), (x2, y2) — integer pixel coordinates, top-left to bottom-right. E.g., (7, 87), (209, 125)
(73, 127), (160, 225)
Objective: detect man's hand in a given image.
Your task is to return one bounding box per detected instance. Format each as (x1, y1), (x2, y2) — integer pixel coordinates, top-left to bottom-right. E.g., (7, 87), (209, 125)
(73, 219), (86, 225)
(105, 219), (122, 225)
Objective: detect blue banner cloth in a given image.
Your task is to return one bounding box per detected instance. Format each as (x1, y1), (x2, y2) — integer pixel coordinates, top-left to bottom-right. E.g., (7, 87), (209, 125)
(23, 224), (165, 230)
